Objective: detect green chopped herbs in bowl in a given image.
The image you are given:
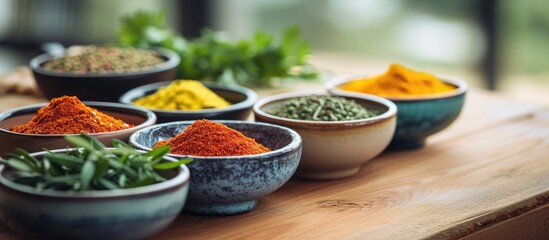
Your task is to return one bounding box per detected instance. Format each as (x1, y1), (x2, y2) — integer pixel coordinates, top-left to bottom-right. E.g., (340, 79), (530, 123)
(266, 95), (382, 121)
(0, 134), (191, 191)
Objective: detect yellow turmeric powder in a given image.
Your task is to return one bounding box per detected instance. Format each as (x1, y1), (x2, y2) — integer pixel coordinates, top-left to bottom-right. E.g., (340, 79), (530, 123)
(339, 64), (456, 97)
(133, 80), (231, 110)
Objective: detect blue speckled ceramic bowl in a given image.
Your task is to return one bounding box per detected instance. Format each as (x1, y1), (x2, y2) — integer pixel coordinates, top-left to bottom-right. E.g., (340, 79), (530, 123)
(0, 149), (190, 240)
(327, 75), (467, 149)
(129, 120), (302, 216)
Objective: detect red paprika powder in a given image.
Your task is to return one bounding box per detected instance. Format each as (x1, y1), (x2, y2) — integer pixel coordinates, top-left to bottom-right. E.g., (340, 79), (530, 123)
(10, 96), (133, 134)
(154, 119), (270, 156)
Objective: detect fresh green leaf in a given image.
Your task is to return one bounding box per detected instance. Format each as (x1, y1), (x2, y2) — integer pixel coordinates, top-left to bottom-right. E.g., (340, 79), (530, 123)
(13, 148), (40, 171)
(65, 135), (96, 152)
(93, 158), (109, 180)
(80, 160), (95, 190)
(145, 145), (171, 165)
(1, 159), (33, 172)
(2, 134), (191, 191)
(98, 178), (119, 190)
(44, 153), (84, 169)
(154, 158), (193, 170)
(126, 176), (155, 188)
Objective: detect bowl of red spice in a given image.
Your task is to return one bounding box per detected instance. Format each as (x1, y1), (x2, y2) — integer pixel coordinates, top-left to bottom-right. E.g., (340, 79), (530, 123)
(30, 45), (180, 102)
(0, 96), (156, 156)
(326, 64), (468, 149)
(129, 119), (302, 215)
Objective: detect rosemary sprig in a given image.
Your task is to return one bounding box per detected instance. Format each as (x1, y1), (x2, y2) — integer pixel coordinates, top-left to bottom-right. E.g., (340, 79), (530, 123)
(0, 134), (191, 191)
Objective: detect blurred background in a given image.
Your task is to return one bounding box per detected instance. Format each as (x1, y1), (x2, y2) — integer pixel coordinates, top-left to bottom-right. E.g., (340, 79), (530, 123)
(0, 0), (548, 104)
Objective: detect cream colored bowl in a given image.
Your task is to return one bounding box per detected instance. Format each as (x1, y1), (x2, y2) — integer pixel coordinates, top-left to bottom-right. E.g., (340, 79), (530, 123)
(253, 91), (397, 180)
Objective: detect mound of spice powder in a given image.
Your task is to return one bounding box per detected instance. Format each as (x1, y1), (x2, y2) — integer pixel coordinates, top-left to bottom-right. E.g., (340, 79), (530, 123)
(340, 64), (456, 97)
(133, 80), (230, 110)
(154, 119), (270, 156)
(10, 96), (133, 134)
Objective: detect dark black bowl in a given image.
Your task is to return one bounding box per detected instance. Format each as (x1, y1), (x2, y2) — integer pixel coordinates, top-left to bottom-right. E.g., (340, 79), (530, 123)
(119, 81), (258, 123)
(30, 48), (180, 102)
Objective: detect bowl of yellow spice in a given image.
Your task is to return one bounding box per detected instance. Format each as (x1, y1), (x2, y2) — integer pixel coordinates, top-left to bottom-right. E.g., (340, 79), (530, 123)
(326, 64), (468, 149)
(120, 80), (258, 123)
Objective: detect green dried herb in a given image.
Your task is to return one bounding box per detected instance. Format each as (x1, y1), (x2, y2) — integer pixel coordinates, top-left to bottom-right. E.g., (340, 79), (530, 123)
(267, 95), (382, 121)
(0, 134), (191, 191)
(42, 46), (165, 74)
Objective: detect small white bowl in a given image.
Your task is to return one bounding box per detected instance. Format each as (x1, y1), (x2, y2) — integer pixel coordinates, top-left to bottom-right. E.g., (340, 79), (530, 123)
(253, 91), (397, 180)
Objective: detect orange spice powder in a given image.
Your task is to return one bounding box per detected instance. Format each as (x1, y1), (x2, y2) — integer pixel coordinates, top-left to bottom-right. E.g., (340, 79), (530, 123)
(10, 96), (133, 134)
(154, 119), (270, 156)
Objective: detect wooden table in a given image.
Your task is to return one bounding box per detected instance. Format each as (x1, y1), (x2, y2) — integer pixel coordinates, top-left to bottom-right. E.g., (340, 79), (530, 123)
(0, 86), (548, 239)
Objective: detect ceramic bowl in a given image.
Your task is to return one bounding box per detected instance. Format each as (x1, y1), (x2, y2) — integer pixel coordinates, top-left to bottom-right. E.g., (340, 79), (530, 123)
(119, 81), (258, 123)
(30, 48), (180, 102)
(253, 91), (397, 180)
(0, 102), (156, 157)
(0, 149), (190, 240)
(129, 120), (302, 215)
(326, 75), (467, 149)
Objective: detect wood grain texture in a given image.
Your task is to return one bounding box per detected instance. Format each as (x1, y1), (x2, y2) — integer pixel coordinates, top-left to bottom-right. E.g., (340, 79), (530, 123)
(0, 86), (547, 240)
(151, 90), (549, 240)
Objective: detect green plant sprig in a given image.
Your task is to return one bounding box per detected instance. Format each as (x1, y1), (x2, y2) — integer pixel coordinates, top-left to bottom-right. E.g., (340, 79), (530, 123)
(0, 134), (191, 191)
(117, 11), (318, 87)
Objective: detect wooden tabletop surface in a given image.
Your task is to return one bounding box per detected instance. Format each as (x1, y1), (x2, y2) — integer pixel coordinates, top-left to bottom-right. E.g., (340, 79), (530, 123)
(0, 82), (548, 239)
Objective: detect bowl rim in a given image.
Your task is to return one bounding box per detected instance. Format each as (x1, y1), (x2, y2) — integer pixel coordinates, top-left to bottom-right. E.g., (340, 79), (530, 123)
(129, 120), (302, 159)
(119, 81), (258, 114)
(252, 90), (397, 126)
(29, 47), (180, 78)
(325, 74), (468, 101)
(0, 101), (157, 136)
(0, 148), (190, 198)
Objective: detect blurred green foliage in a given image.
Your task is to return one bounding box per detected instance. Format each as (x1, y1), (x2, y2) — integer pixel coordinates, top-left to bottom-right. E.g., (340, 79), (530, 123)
(117, 11), (318, 87)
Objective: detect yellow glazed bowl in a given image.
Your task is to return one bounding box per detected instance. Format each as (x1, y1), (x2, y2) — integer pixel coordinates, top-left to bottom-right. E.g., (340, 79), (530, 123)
(253, 91), (397, 180)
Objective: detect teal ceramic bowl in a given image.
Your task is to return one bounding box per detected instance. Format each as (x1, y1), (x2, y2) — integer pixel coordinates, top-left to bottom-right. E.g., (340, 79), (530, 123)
(327, 75), (467, 149)
(0, 149), (190, 240)
(129, 120), (302, 216)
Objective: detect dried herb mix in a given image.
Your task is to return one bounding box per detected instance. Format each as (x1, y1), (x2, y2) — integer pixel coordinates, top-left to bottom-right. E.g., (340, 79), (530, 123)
(267, 95), (381, 121)
(42, 46), (165, 74)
